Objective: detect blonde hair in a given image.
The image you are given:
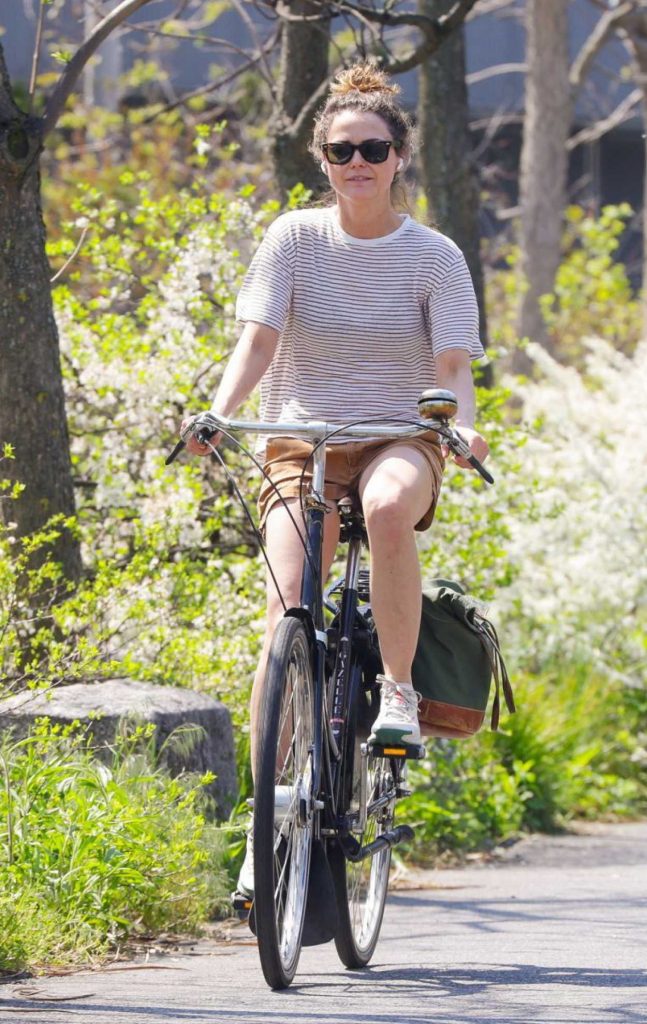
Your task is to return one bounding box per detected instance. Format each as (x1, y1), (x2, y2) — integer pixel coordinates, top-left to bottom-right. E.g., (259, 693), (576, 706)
(329, 63), (399, 98)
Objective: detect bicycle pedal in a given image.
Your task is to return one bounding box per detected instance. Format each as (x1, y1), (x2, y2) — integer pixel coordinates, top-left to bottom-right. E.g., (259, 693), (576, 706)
(231, 890), (253, 918)
(366, 741), (426, 760)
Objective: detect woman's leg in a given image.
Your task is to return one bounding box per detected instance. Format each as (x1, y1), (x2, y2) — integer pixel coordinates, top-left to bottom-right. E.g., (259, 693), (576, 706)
(358, 446), (435, 742)
(249, 498), (340, 772)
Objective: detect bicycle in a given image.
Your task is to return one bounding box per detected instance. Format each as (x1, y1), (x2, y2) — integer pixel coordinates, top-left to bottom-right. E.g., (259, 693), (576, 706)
(167, 388), (493, 989)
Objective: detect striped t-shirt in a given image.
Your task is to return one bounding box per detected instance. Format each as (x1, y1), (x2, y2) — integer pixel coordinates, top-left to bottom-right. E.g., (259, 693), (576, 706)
(234, 206), (484, 447)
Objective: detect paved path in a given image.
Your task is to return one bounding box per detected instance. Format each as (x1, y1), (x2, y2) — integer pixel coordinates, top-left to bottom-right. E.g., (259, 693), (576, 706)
(2, 821), (646, 1023)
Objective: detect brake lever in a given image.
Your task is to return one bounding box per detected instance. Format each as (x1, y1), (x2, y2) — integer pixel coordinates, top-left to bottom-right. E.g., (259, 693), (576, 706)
(442, 430), (494, 485)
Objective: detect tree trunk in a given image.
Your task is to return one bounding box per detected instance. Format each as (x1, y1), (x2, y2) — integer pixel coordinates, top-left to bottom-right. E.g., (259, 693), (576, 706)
(518, 0), (571, 353)
(272, 1), (330, 196)
(0, 46), (82, 583)
(417, 0), (490, 378)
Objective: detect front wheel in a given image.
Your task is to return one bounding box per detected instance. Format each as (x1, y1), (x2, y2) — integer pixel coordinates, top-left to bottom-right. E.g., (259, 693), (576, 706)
(254, 616), (315, 990)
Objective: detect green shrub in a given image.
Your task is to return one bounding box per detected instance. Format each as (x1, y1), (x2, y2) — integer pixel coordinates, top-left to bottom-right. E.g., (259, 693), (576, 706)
(401, 666), (646, 861)
(0, 720), (229, 971)
(487, 204), (642, 363)
(400, 739), (530, 862)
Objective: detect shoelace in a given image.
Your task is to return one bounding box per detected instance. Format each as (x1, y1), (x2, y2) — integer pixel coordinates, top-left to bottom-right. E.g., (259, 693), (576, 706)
(381, 682), (420, 721)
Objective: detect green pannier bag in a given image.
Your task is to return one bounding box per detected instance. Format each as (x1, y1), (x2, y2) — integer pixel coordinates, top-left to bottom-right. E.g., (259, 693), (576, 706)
(411, 579), (515, 739)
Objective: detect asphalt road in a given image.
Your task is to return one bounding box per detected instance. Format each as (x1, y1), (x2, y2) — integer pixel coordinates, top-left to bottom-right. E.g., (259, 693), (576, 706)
(2, 820), (646, 1024)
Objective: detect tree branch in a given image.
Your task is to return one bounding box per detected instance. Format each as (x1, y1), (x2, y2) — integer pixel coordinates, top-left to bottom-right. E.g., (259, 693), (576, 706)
(28, 0), (46, 113)
(291, 0), (478, 34)
(467, 0), (517, 17)
(466, 61), (526, 85)
(567, 86), (642, 149)
(570, 0), (635, 93)
(141, 32), (280, 123)
(42, 0), (157, 137)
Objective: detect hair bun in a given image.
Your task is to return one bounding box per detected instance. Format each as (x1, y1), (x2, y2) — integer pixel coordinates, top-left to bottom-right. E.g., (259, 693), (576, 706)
(330, 62), (400, 97)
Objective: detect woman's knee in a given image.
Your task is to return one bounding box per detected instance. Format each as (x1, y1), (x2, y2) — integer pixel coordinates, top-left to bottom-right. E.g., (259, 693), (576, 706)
(360, 449), (433, 537)
(362, 488), (417, 538)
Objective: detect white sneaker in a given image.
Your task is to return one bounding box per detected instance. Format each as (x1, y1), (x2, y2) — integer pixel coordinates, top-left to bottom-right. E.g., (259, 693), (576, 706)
(235, 785), (295, 899)
(370, 676), (422, 745)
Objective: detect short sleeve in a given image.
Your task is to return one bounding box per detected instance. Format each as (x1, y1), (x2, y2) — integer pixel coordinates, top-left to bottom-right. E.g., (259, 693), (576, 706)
(235, 217), (295, 332)
(427, 253), (484, 360)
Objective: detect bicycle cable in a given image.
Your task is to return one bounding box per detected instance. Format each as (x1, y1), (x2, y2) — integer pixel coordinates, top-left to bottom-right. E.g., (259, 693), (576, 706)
(194, 426), (323, 613)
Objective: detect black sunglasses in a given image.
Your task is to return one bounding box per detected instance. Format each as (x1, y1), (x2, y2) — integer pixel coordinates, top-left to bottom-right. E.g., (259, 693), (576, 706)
(321, 139), (399, 166)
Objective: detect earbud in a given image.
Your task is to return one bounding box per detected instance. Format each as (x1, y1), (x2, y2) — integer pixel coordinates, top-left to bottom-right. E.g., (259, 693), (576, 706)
(320, 162), (328, 175)
(396, 159), (404, 171)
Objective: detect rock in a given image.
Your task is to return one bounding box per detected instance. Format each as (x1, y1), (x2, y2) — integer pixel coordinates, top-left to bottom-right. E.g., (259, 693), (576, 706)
(0, 680), (237, 817)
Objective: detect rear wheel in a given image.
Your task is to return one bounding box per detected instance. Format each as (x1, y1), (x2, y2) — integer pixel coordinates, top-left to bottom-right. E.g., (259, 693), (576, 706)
(331, 686), (395, 968)
(254, 616), (315, 989)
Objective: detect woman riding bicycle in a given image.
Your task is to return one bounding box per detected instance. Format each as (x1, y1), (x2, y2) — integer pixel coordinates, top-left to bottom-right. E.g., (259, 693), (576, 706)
(184, 61), (488, 899)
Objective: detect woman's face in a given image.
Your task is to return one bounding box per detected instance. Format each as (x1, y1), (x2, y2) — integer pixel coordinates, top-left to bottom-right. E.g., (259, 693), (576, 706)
(323, 110), (401, 203)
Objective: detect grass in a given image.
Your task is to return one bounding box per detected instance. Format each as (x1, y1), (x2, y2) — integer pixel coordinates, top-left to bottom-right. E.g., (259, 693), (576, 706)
(0, 719), (231, 972)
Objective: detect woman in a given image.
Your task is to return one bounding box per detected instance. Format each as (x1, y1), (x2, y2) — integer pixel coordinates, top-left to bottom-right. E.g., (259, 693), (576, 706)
(184, 62), (488, 897)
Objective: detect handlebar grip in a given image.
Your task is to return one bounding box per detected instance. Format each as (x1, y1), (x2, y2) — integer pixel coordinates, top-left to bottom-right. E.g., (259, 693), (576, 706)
(467, 453), (494, 485)
(165, 425), (219, 467)
(165, 438), (186, 466)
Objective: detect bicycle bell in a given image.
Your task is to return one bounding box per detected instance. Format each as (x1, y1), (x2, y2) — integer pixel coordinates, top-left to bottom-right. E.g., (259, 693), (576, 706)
(417, 388), (458, 421)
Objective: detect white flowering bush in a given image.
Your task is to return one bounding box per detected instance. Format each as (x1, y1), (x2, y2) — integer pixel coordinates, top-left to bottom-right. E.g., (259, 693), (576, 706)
(496, 338), (647, 685)
(22, 177), (282, 709)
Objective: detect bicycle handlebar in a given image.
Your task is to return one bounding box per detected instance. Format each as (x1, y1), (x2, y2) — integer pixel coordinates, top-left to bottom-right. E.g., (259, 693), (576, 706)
(165, 409), (494, 485)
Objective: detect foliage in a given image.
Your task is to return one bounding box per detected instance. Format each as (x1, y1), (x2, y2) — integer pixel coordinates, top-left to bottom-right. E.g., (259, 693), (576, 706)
(487, 204), (642, 362)
(410, 229), (647, 852)
(497, 336), (647, 684)
(418, 382), (528, 601)
(4, 173), (280, 702)
(401, 739), (529, 861)
(542, 204), (641, 356)
(0, 720), (228, 971)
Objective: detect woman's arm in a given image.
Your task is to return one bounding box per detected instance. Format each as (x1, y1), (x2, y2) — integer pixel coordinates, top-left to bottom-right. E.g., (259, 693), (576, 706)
(435, 349), (489, 469)
(184, 321), (279, 455)
(210, 321), (279, 417)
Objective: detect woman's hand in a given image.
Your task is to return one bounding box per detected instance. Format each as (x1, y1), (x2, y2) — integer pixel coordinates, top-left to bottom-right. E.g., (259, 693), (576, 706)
(441, 426), (489, 470)
(181, 415), (222, 457)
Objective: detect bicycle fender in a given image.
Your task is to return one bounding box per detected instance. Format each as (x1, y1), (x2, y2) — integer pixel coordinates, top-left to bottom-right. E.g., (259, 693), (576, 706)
(282, 606), (317, 646)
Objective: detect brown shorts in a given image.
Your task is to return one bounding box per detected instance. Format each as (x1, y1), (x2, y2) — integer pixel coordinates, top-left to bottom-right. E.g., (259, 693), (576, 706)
(257, 433), (444, 534)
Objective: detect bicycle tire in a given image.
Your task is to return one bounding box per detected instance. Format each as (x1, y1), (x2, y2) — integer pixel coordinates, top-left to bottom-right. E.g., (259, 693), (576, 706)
(330, 684), (394, 968)
(254, 615), (315, 989)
